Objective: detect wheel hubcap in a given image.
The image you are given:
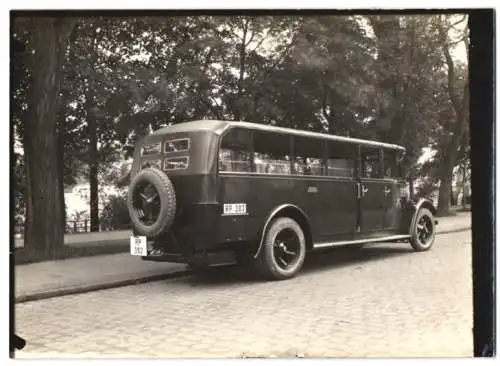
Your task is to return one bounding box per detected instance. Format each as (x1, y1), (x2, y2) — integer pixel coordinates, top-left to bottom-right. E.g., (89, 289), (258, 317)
(132, 182), (161, 226)
(273, 229), (300, 269)
(416, 215), (433, 246)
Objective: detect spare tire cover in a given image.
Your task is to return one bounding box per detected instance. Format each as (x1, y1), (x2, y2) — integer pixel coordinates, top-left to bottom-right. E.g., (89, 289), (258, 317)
(127, 167), (177, 237)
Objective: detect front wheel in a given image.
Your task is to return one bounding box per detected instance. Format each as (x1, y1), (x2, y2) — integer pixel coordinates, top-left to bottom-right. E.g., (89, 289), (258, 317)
(255, 217), (306, 280)
(409, 208), (436, 251)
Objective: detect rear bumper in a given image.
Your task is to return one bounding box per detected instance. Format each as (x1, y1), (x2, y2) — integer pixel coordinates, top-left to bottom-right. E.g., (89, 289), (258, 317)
(133, 203), (225, 265)
(141, 252), (187, 263)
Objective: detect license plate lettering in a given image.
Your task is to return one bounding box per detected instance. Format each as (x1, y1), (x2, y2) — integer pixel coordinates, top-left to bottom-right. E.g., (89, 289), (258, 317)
(130, 236), (147, 256)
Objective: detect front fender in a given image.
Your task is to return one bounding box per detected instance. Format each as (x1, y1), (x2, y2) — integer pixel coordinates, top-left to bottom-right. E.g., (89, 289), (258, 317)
(400, 198), (438, 234)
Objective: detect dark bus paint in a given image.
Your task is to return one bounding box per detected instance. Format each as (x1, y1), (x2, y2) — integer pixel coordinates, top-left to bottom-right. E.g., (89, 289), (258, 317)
(127, 120), (437, 280)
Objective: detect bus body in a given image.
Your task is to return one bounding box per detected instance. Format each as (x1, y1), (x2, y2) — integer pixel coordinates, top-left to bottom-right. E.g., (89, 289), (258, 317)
(127, 120), (437, 280)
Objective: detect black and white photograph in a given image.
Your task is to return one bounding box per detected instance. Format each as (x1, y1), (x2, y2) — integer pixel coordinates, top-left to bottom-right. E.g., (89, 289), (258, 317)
(9, 6), (494, 359)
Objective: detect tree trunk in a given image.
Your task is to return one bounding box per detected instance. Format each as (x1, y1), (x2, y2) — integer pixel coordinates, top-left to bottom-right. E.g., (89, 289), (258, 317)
(21, 85), (33, 243)
(57, 107), (67, 232)
(24, 18), (75, 254)
(86, 86), (100, 232)
(437, 174), (452, 216)
(436, 20), (469, 216)
(409, 176), (415, 200)
(23, 145), (34, 243)
(461, 160), (467, 208)
(436, 112), (468, 216)
(234, 18), (248, 121)
(449, 180), (455, 206)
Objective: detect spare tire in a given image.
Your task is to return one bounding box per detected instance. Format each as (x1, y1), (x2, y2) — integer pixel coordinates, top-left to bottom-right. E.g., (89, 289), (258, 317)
(127, 167), (177, 237)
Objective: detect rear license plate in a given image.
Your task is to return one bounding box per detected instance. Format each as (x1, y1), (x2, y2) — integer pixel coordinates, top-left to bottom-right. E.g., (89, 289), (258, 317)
(130, 236), (147, 256)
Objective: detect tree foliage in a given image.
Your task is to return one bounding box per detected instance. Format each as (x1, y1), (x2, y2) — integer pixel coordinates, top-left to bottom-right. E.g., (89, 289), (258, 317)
(13, 13), (470, 252)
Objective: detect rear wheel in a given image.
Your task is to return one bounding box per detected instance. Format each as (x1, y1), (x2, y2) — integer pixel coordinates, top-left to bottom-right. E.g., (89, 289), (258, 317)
(255, 217), (306, 280)
(409, 208), (436, 251)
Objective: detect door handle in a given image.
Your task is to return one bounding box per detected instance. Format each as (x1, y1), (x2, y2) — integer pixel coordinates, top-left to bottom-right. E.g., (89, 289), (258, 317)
(362, 185), (368, 196)
(384, 187), (391, 196)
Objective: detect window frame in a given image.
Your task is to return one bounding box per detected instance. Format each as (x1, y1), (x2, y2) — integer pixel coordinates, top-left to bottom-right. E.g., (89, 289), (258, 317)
(218, 127), (254, 173)
(163, 156), (190, 171)
(217, 126), (401, 181)
(141, 142), (162, 156)
(252, 131), (293, 175)
(292, 135), (328, 177)
(357, 146), (401, 182)
(164, 138), (191, 154)
(381, 148), (400, 180)
(358, 145), (383, 180)
(325, 140), (357, 179)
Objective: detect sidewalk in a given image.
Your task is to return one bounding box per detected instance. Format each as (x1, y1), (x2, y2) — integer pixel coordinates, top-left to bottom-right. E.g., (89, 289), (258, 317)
(14, 212), (471, 303)
(15, 255), (188, 303)
(14, 230), (131, 248)
(434, 211), (471, 234)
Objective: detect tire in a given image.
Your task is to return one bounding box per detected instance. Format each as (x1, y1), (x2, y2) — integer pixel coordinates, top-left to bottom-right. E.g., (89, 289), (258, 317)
(127, 167), (177, 237)
(255, 217), (306, 280)
(409, 208), (436, 251)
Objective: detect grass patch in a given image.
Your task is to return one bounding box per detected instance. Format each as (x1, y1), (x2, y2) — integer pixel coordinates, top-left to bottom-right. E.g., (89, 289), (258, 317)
(14, 239), (128, 265)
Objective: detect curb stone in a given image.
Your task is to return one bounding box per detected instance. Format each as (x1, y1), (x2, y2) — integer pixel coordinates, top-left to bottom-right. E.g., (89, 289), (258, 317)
(15, 270), (194, 304)
(435, 227), (471, 235)
(15, 225), (471, 304)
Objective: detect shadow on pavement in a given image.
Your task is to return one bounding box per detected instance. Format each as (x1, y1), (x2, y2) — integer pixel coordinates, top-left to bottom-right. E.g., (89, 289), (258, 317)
(301, 244), (414, 275)
(183, 244), (416, 287)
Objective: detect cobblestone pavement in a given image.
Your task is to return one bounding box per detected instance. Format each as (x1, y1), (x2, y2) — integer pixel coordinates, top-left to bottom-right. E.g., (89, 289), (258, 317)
(14, 231), (472, 358)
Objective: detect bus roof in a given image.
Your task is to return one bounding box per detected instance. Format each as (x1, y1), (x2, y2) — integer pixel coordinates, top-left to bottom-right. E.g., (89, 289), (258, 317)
(153, 120), (406, 152)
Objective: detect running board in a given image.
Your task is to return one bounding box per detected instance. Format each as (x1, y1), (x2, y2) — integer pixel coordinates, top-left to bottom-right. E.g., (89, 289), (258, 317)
(313, 235), (411, 250)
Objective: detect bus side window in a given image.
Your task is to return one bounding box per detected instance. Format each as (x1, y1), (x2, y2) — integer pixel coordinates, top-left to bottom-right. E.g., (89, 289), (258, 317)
(383, 149), (397, 178)
(219, 128), (252, 172)
(326, 141), (355, 178)
(253, 131), (291, 175)
(294, 136), (324, 176)
(361, 147), (382, 178)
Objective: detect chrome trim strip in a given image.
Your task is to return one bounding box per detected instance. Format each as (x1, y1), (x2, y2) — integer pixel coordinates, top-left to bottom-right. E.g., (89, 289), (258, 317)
(253, 204), (308, 259)
(313, 235), (411, 249)
(219, 171), (400, 186)
(219, 170), (358, 181)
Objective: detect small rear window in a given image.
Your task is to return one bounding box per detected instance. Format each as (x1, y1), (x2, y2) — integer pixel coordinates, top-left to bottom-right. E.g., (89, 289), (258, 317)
(141, 142), (162, 156)
(164, 139), (190, 153)
(163, 157), (189, 170)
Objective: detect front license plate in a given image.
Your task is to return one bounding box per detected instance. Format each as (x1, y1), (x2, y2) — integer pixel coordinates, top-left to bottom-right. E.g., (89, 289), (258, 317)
(130, 236), (147, 256)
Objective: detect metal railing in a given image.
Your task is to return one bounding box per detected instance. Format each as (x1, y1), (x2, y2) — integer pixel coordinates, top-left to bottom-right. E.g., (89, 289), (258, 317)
(14, 219), (131, 238)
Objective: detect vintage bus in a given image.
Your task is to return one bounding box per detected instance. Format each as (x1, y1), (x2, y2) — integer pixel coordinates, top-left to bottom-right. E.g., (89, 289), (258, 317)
(127, 120), (438, 280)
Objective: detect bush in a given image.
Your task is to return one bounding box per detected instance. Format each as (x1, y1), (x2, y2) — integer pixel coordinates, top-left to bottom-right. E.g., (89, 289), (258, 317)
(100, 193), (131, 231)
